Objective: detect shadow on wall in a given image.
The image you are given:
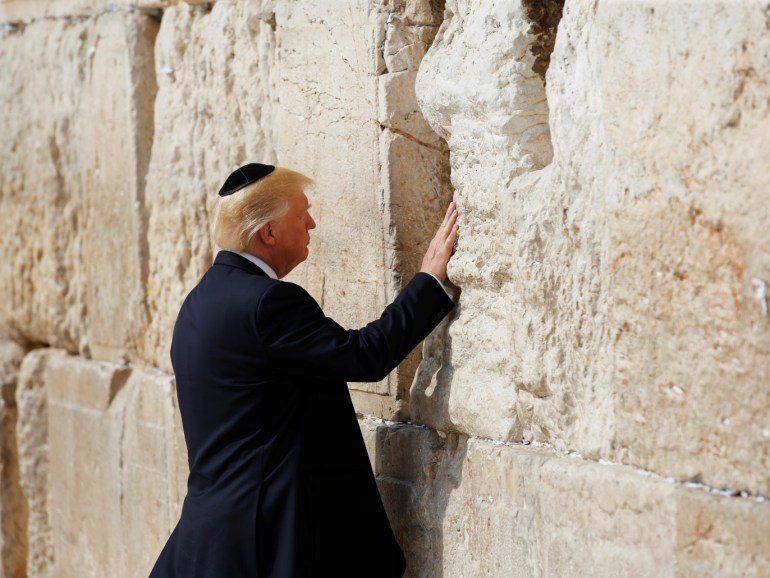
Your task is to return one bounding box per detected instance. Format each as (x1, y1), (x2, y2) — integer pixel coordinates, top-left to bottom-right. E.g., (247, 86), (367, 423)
(374, 308), (468, 577)
(375, 425), (468, 578)
(522, 0), (565, 83)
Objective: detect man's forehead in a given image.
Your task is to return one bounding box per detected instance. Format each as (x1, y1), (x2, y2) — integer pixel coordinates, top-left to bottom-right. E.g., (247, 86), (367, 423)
(293, 191), (310, 207)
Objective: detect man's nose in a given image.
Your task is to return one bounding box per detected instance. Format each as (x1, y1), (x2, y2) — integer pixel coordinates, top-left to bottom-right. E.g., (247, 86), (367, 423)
(307, 214), (316, 229)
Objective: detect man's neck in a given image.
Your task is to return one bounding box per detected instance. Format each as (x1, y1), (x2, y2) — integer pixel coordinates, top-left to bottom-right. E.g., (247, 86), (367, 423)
(233, 251), (278, 279)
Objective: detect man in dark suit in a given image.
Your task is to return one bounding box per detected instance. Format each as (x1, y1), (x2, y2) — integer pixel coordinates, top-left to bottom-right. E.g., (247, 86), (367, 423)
(149, 163), (458, 578)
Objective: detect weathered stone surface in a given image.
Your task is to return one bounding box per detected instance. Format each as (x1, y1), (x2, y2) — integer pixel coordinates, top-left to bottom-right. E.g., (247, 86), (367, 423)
(362, 420), (770, 578)
(118, 369), (186, 577)
(49, 356), (185, 578)
(596, 1), (770, 496)
(415, 0), (557, 444)
(14, 350), (186, 577)
(0, 0), (100, 23)
(351, 1), (450, 414)
(416, 0), (770, 494)
(77, 11), (158, 363)
(0, 0), (182, 24)
(0, 341), (28, 578)
(46, 355), (129, 577)
(361, 420), (467, 577)
(16, 349), (66, 578)
(2, 0), (770, 576)
(0, 11), (158, 364)
(677, 488), (770, 577)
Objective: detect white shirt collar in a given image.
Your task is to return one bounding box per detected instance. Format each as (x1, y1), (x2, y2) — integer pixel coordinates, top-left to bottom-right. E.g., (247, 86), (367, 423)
(234, 251), (278, 279)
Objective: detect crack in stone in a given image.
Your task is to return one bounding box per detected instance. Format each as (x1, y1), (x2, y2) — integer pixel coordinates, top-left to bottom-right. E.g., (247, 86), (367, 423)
(379, 123), (444, 152)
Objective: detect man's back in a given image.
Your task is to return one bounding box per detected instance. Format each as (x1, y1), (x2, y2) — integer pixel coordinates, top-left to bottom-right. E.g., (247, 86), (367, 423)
(151, 250), (454, 577)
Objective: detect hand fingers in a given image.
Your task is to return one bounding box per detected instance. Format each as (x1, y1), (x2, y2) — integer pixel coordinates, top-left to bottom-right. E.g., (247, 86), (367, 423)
(426, 203), (458, 256)
(438, 203), (457, 237)
(428, 203), (457, 251)
(439, 202), (457, 231)
(446, 222), (458, 246)
(420, 203), (459, 281)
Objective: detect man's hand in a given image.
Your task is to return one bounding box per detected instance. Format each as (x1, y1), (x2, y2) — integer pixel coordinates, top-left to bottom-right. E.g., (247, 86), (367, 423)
(420, 202), (459, 282)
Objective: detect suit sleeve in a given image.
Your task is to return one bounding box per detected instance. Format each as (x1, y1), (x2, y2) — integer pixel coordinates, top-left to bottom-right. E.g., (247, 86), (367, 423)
(255, 272), (454, 382)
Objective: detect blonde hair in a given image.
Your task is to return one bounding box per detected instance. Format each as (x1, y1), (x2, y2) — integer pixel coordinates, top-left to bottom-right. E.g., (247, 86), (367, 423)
(212, 166), (314, 252)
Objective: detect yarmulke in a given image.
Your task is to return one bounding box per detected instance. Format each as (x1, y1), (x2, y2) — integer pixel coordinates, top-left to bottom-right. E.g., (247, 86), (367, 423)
(218, 163), (276, 197)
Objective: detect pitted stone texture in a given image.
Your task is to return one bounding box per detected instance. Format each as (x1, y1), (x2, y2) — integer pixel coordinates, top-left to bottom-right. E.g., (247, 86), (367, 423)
(0, 341), (28, 578)
(416, 0), (770, 493)
(0, 18), (91, 352)
(361, 421), (770, 578)
(593, 2), (770, 496)
(416, 0), (553, 172)
(415, 0), (567, 442)
(0, 12), (158, 364)
(0, 0), (103, 22)
(0, 0), (198, 24)
(49, 363), (186, 577)
(46, 355), (130, 577)
(119, 369), (187, 578)
(14, 350), (186, 577)
(16, 349), (68, 578)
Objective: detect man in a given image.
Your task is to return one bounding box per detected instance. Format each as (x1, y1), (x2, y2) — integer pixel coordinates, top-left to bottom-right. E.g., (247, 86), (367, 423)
(149, 163), (458, 578)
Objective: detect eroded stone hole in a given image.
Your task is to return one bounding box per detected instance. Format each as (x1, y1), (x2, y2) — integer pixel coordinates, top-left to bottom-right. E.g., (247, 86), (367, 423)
(522, 0), (565, 81)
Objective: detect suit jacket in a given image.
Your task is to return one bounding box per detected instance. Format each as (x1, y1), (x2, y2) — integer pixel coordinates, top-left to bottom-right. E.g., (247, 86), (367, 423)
(149, 251), (454, 578)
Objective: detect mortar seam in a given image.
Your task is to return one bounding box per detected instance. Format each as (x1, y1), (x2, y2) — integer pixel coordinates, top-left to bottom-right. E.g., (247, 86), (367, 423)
(361, 414), (770, 504)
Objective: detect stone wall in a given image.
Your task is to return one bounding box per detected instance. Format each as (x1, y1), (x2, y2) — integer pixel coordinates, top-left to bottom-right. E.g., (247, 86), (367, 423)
(1, 0), (768, 576)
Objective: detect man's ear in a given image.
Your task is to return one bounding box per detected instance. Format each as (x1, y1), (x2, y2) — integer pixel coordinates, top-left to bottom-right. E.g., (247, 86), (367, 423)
(257, 222), (275, 246)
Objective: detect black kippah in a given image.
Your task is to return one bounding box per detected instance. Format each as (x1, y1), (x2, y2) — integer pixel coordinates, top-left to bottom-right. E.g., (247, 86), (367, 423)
(218, 163), (276, 197)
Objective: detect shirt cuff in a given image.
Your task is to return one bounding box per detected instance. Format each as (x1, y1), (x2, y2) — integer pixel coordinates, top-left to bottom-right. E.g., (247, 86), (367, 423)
(425, 272), (456, 301)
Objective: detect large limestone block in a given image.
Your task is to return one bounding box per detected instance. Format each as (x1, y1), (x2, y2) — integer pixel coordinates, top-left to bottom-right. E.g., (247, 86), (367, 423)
(416, 0), (770, 493)
(77, 11), (158, 363)
(0, 12), (158, 364)
(415, 0), (562, 441)
(0, 0), (203, 24)
(549, 0), (770, 492)
(0, 0), (104, 22)
(15, 350), (186, 577)
(0, 341), (28, 578)
(360, 420), (468, 576)
(47, 358), (185, 577)
(16, 349), (68, 578)
(1, 18), (89, 351)
(591, 1), (770, 495)
(119, 369), (187, 578)
(362, 420), (770, 577)
(46, 355), (129, 577)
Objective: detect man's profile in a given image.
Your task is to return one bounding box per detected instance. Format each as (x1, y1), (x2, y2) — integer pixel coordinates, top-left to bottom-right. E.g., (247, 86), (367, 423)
(149, 163), (458, 578)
